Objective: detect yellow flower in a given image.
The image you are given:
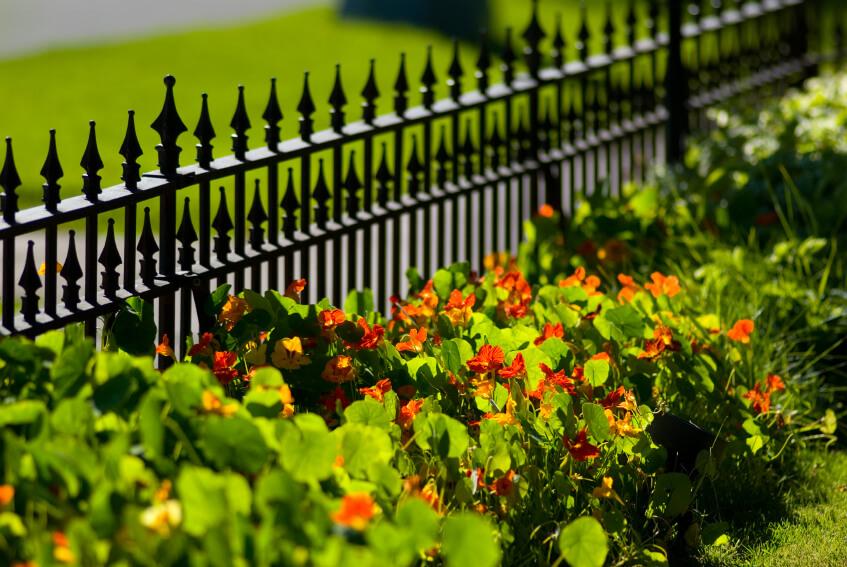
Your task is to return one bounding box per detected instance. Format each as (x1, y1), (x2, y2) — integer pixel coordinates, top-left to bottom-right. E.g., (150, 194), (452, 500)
(592, 476), (615, 499)
(244, 342), (268, 367)
(270, 337), (312, 370)
(279, 384), (295, 418)
(38, 261), (62, 275)
(140, 499), (183, 538)
(218, 295), (250, 331)
(200, 390), (238, 417)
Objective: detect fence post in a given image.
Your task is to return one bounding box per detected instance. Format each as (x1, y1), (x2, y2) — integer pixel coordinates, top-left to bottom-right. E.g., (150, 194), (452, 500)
(666, 0), (687, 164)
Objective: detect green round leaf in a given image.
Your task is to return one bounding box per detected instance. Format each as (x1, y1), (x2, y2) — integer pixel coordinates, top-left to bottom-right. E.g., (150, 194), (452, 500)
(442, 513), (500, 567)
(558, 517), (609, 567)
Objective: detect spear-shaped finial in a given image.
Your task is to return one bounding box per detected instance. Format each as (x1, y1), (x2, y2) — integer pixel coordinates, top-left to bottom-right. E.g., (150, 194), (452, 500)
(0, 137), (21, 223)
(151, 75), (188, 177)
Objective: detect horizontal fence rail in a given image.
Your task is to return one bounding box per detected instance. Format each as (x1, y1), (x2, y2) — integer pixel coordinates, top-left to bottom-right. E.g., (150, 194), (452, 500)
(0, 0), (836, 364)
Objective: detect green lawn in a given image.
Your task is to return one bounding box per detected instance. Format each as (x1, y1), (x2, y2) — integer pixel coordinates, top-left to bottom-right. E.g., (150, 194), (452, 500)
(0, 0), (630, 209)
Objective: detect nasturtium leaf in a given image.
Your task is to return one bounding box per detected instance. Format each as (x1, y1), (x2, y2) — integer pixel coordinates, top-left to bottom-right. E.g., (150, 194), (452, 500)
(558, 517), (609, 567)
(244, 388), (284, 418)
(396, 498), (439, 552)
(0, 400), (46, 428)
(202, 416), (270, 474)
(487, 441), (512, 474)
(336, 423), (393, 478)
(442, 513), (500, 567)
(50, 340), (94, 400)
(554, 304), (580, 328)
(51, 398), (94, 438)
(0, 512), (27, 538)
(437, 313), (456, 340)
(344, 289), (375, 317)
(512, 325), (541, 348)
(549, 393), (576, 437)
(560, 286), (589, 303)
(138, 393), (165, 458)
(111, 297), (157, 356)
(701, 521), (730, 546)
(413, 413), (470, 460)
(441, 340), (462, 375)
(366, 461), (402, 498)
(93, 374), (137, 413)
(344, 398), (392, 430)
(176, 465), (228, 536)
(509, 347), (552, 392)
(584, 359), (610, 387)
(593, 304), (645, 341)
(540, 337), (570, 367)
(278, 414), (338, 482)
(582, 402), (611, 442)
(648, 473), (692, 518)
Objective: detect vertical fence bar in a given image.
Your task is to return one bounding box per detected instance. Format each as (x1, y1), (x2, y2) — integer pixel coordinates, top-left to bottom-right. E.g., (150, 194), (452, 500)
(667, 0), (687, 164)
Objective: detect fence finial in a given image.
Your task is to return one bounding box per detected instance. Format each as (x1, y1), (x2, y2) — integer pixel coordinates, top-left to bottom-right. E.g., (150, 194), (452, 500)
(151, 75), (188, 177)
(60, 230), (82, 310)
(230, 85), (251, 161)
(194, 93), (216, 169)
(461, 118), (476, 178)
(0, 137), (21, 223)
(263, 78), (283, 150)
(394, 53), (409, 117)
(81, 120), (104, 201)
(213, 186), (233, 262)
(375, 144), (392, 208)
(476, 30), (491, 93)
(361, 59), (380, 125)
(489, 112), (502, 170)
(99, 218), (122, 298)
(448, 38), (464, 101)
(421, 45), (437, 110)
(248, 179), (268, 250)
(40, 129), (63, 211)
(344, 151), (362, 217)
(329, 63), (348, 134)
(297, 72), (316, 142)
(120, 111), (143, 190)
(577, 2), (591, 62)
(313, 158), (330, 228)
(19, 241), (42, 323)
(603, 1), (616, 55)
(138, 207), (159, 286)
(626, 0), (638, 47)
(176, 197), (198, 272)
(406, 135), (422, 197)
(552, 14), (566, 68)
(281, 168), (300, 239)
(435, 124), (451, 187)
(522, 0), (546, 78)
(501, 27), (516, 86)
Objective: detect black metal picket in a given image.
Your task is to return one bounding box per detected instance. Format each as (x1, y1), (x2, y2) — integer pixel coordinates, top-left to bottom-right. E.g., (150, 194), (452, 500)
(0, 0), (835, 363)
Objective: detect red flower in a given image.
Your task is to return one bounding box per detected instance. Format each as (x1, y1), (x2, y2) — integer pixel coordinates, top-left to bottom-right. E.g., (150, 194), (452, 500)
(727, 319), (755, 344)
(766, 374), (785, 392)
(317, 308), (346, 339)
(498, 352), (527, 379)
(490, 470), (516, 496)
(212, 351), (239, 384)
(534, 322), (564, 346)
(188, 332), (214, 357)
(398, 399), (424, 431)
(600, 386), (625, 409)
(467, 344), (505, 374)
(344, 319), (386, 350)
(397, 328), (427, 354)
(319, 387), (351, 414)
(563, 427), (600, 462)
(360, 379), (392, 402)
(156, 334), (176, 359)
(284, 278), (307, 302)
(743, 382), (771, 414)
(539, 363), (576, 395)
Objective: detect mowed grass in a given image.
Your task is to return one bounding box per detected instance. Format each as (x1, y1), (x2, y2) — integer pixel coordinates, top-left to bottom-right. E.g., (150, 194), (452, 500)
(0, 0), (633, 210)
(694, 449), (847, 567)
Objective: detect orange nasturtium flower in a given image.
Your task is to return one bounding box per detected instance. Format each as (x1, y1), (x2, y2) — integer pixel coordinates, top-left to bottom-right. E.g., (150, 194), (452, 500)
(360, 379), (393, 402)
(52, 531), (74, 564)
(617, 274), (641, 303)
(188, 332), (214, 357)
(398, 399), (425, 431)
(534, 322), (564, 346)
(156, 334), (176, 359)
(766, 373), (786, 392)
(498, 352), (527, 379)
(38, 261), (63, 275)
(321, 355), (357, 383)
(284, 278), (307, 302)
(743, 382), (771, 414)
(644, 272), (681, 298)
(592, 476), (616, 499)
(317, 308), (346, 339)
(563, 428), (601, 462)
(200, 390), (238, 417)
(396, 328), (427, 354)
(343, 319), (386, 350)
(0, 485), (14, 507)
(330, 492), (378, 531)
(218, 295), (250, 330)
(490, 470), (517, 496)
(559, 266), (586, 288)
(443, 289), (476, 327)
(727, 319), (755, 344)
(279, 384), (295, 418)
(212, 351), (239, 384)
(467, 344), (505, 375)
(484, 396), (520, 427)
(271, 337), (312, 370)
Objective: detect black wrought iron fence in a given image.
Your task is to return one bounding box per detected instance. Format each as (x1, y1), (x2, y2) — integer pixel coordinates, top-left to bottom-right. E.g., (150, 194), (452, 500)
(0, 0), (836, 361)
